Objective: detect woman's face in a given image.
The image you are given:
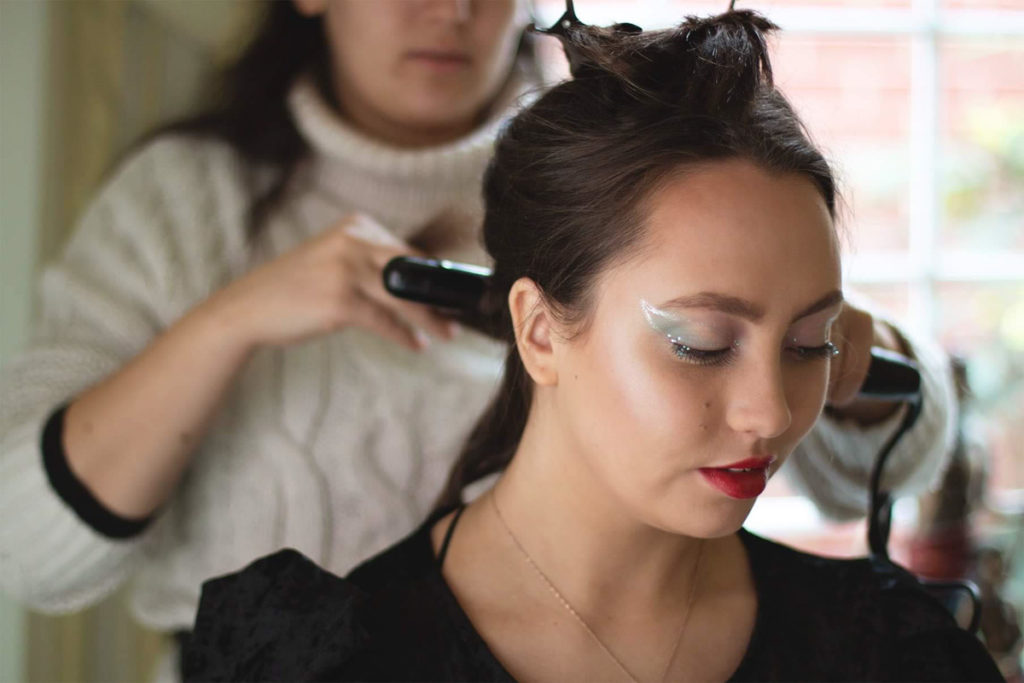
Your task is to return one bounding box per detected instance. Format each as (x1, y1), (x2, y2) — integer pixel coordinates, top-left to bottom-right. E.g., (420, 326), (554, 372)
(299, 0), (523, 147)
(552, 159), (842, 539)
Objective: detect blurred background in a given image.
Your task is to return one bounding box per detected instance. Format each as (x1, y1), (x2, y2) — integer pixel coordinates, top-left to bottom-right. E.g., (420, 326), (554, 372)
(1, 0), (1020, 680)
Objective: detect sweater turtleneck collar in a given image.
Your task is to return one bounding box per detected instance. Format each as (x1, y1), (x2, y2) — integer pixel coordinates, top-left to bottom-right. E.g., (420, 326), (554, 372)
(287, 68), (537, 188)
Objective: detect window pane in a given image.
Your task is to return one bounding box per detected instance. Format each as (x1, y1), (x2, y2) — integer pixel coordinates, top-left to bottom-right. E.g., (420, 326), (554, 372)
(756, 0), (910, 6)
(774, 36), (912, 251)
(943, 0), (1024, 9)
(935, 282), (1024, 491)
(850, 282), (911, 321)
(940, 38), (1024, 250)
(672, 0), (912, 9)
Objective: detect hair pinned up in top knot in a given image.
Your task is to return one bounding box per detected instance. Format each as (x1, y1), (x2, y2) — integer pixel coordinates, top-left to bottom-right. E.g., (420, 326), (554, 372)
(533, 2), (778, 118)
(533, 0), (642, 78)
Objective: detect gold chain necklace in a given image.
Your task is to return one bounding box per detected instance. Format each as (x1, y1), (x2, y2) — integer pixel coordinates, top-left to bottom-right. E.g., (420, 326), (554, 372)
(490, 492), (704, 683)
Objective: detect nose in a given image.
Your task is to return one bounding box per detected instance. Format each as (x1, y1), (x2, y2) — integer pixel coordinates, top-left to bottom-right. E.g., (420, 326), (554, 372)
(423, 0), (472, 23)
(724, 356), (792, 440)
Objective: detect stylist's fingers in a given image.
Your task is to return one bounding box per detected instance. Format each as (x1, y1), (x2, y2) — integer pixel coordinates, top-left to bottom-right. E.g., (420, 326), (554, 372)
(347, 293), (429, 351)
(827, 303), (875, 407)
(339, 224), (458, 343)
(357, 259), (459, 342)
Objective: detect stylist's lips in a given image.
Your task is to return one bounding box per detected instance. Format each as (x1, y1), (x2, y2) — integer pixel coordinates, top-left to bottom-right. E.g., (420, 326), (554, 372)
(699, 456), (776, 499)
(406, 50), (471, 72)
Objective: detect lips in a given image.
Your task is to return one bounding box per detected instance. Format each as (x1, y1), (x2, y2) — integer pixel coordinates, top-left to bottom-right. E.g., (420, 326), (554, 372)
(406, 50), (471, 70)
(699, 456), (776, 499)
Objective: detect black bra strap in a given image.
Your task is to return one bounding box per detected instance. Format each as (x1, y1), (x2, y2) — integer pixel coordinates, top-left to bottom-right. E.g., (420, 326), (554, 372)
(437, 505), (467, 568)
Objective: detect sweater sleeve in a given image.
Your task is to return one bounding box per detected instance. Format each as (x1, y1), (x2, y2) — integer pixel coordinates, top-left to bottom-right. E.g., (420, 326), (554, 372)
(784, 317), (957, 521)
(0, 137), (246, 613)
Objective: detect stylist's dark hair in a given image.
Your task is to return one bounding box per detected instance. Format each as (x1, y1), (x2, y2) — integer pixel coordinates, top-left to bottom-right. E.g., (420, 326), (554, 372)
(152, 2), (322, 240)
(435, 9), (837, 510)
(151, 1), (537, 240)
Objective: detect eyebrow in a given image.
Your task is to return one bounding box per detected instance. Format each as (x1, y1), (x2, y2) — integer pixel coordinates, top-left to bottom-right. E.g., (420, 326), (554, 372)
(660, 290), (844, 324)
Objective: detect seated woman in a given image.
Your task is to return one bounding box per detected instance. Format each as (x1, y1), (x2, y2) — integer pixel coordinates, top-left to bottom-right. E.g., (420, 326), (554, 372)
(182, 8), (1002, 682)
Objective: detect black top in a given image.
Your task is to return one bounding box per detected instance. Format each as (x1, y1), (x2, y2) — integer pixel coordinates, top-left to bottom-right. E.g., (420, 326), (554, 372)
(183, 507), (1003, 682)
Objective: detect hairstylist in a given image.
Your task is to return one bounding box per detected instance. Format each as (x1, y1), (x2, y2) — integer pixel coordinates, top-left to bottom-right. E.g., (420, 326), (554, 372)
(0, 0), (954, 674)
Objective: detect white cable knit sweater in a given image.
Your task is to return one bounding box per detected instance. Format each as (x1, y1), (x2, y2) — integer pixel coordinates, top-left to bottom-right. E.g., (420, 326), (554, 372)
(0, 77), (956, 634)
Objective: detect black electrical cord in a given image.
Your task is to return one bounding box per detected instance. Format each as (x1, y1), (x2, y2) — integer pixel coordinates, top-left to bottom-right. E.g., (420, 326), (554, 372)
(866, 386), (983, 634)
(867, 393), (923, 560)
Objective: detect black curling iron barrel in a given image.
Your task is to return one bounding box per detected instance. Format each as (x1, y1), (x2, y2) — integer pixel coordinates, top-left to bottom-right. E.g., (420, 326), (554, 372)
(858, 347), (921, 402)
(382, 257), (491, 312)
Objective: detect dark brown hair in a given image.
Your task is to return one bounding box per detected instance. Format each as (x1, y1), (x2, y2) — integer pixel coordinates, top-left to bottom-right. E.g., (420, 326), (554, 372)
(435, 9), (837, 510)
(149, 2), (323, 239)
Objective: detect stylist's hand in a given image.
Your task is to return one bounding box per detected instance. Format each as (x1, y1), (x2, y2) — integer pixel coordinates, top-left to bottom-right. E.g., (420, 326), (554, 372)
(202, 213), (458, 351)
(826, 297), (905, 423)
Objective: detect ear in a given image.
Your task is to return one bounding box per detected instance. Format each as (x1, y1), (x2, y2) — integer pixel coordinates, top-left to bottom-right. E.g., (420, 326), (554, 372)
(508, 278), (559, 387)
(292, 0), (327, 18)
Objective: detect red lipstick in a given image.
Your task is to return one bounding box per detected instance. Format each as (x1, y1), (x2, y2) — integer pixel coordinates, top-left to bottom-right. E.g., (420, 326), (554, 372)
(699, 456), (775, 500)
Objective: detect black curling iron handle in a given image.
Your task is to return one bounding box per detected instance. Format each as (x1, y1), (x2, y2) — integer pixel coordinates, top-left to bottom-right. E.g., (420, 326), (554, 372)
(383, 256), (491, 311)
(859, 347), (921, 402)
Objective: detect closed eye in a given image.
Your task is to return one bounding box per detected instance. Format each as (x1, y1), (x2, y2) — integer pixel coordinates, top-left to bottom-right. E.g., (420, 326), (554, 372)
(671, 342), (735, 367)
(671, 341), (839, 366)
(788, 342), (839, 361)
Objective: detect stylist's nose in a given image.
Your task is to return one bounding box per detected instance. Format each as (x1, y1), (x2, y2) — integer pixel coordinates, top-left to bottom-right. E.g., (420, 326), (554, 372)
(422, 0), (472, 23)
(725, 357), (792, 441)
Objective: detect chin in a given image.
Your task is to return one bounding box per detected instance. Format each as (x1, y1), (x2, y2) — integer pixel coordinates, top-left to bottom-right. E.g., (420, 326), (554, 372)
(646, 494), (757, 540)
(684, 510), (754, 539)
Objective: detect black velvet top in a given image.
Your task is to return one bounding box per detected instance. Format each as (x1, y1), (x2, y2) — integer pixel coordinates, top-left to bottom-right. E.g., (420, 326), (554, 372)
(182, 507), (1003, 682)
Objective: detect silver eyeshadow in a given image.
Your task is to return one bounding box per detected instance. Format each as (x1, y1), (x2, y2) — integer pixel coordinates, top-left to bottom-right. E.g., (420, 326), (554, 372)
(640, 300), (736, 350)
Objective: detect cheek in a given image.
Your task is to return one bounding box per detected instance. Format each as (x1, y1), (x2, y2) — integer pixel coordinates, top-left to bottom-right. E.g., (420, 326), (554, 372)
(564, 332), (711, 471)
(782, 362), (831, 444)
(327, 16), (391, 88)
(473, 5), (520, 72)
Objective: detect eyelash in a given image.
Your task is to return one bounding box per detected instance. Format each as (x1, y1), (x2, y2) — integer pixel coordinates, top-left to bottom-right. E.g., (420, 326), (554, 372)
(671, 341), (838, 367)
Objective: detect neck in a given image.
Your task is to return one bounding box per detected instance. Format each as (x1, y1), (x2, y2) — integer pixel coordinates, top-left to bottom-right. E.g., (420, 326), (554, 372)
(490, 407), (707, 614)
(339, 99), (479, 148)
